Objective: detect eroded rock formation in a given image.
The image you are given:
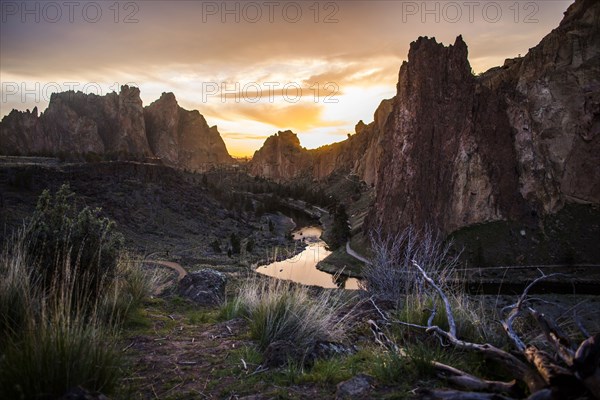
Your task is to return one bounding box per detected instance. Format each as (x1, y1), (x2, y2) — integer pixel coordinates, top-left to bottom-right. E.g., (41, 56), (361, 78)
(0, 87), (233, 170)
(144, 92), (233, 168)
(370, 0), (600, 236)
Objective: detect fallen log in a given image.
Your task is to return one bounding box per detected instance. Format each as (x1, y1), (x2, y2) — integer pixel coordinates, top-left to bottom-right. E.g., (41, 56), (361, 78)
(524, 346), (574, 385)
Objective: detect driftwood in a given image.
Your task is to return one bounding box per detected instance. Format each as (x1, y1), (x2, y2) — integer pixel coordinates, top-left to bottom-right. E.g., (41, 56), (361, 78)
(392, 261), (600, 399)
(432, 361), (520, 396)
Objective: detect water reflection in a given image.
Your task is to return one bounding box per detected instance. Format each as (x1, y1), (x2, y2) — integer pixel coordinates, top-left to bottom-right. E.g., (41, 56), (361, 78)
(256, 226), (360, 290)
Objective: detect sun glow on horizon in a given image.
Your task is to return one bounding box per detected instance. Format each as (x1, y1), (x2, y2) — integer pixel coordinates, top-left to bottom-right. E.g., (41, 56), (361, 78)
(0, 0), (574, 157)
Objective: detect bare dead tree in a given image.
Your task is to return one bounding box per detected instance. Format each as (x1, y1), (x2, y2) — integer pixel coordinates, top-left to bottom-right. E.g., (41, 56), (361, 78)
(361, 225), (460, 306)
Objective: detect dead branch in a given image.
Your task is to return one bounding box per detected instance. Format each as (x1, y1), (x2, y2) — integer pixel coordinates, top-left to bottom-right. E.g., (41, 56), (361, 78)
(500, 273), (563, 353)
(530, 309), (576, 365)
(426, 325), (546, 393)
(427, 300), (438, 328)
(417, 388), (516, 400)
(432, 361), (520, 397)
(392, 244), (597, 399)
(410, 259), (546, 392)
(369, 296), (389, 321)
(524, 346), (576, 387)
(574, 333), (600, 399)
(412, 259), (456, 337)
(368, 319), (399, 352)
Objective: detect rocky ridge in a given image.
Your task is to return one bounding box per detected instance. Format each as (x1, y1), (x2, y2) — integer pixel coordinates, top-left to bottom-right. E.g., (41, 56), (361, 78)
(0, 87), (233, 170)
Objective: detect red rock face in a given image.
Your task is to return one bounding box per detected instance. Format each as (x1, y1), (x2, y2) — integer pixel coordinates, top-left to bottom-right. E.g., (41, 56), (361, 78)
(144, 93), (233, 170)
(0, 87), (233, 169)
(43, 86), (151, 156)
(0, 86), (151, 157)
(371, 0), (600, 235)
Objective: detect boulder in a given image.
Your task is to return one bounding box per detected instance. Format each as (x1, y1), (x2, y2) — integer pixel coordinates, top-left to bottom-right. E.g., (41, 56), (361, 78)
(335, 374), (374, 399)
(176, 268), (226, 306)
(306, 341), (356, 365)
(263, 340), (304, 368)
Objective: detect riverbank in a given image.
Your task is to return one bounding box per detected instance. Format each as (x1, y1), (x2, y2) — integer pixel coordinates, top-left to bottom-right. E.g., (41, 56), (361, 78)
(316, 247), (364, 279)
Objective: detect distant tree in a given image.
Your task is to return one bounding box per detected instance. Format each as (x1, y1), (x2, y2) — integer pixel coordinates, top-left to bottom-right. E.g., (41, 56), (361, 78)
(268, 219), (275, 232)
(230, 232), (241, 255)
(329, 204), (350, 250)
(210, 239), (221, 253)
(246, 237), (255, 253)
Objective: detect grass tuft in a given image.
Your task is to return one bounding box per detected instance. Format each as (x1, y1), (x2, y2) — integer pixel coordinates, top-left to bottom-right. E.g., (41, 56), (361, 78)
(225, 276), (352, 351)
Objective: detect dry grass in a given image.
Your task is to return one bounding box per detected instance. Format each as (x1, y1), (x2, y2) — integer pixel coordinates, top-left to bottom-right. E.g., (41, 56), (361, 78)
(225, 276), (353, 350)
(0, 224), (156, 399)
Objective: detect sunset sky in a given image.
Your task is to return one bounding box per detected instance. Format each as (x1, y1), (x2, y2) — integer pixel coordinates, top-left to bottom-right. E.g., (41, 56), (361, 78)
(1, 0), (574, 157)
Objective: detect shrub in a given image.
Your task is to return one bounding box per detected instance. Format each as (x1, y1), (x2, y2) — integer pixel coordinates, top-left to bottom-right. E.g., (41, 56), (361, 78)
(225, 277), (351, 351)
(25, 184), (124, 310)
(0, 187), (153, 398)
(0, 228), (124, 398)
(361, 225), (460, 306)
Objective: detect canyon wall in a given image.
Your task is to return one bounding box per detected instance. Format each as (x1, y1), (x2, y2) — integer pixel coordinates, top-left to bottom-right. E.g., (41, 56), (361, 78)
(370, 0), (599, 235)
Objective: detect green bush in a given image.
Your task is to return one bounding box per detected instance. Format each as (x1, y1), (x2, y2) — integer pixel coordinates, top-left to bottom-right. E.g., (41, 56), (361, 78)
(26, 184), (124, 309)
(0, 186), (153, 398)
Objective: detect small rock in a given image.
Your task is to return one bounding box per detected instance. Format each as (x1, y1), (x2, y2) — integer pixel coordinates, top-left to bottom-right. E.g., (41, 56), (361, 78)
(263, 340), (304, 368)
(306, 341), (356, 365)
(336, 374), (374, 399)
(176, 268), (226, 306)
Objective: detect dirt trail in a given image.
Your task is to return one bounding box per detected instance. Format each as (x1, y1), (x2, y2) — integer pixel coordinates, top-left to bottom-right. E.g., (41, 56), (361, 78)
(346, 241), (371, 265)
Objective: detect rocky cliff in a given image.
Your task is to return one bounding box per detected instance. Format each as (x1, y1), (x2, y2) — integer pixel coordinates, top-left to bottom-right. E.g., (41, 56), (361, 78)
(144, 92), (233, 168)
(0, 87), (233, 169)
(248, 130), (312, 181)
(248, 98), (393, 185)
(369, 0), (599, 238)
